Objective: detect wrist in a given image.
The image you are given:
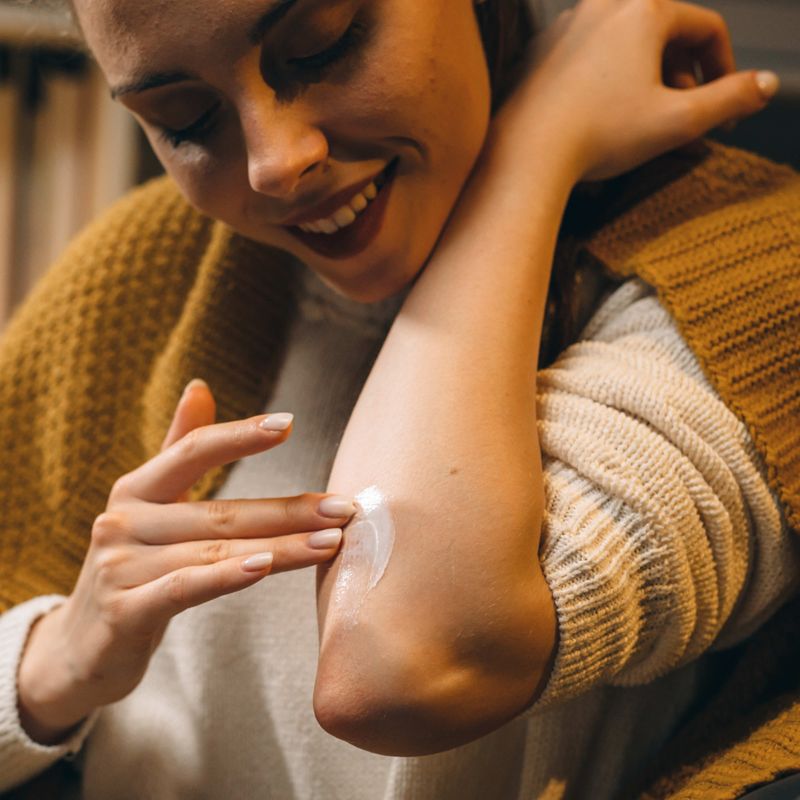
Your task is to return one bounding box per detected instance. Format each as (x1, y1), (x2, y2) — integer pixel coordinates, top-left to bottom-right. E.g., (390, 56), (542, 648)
(17, 606), (96, 745)
(487, 94), (586, 193)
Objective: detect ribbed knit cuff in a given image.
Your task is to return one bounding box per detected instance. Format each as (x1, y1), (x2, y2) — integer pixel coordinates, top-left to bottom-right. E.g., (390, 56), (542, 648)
(0, 596), (99, 792)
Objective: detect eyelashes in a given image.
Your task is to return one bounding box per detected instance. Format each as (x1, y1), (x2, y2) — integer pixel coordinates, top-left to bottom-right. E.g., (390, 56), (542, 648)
(288, 20), (367, 74)
(159, 102), (222, 149)
(158, 21), (369, 149)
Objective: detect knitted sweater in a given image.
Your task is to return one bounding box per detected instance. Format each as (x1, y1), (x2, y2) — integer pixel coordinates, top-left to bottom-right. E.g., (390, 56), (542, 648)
(0, 141), (798, 797)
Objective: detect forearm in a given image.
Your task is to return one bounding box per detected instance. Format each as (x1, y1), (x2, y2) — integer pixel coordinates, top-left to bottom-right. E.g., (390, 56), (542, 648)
(315, 130), (574, 753)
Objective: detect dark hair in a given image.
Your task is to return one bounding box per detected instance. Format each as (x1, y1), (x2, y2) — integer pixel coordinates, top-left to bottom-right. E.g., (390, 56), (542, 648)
(475, 0), (538, 112)
(474, 1), (582, 364)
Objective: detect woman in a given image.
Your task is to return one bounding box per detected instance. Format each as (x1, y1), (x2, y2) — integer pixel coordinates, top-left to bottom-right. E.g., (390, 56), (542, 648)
(1, 0), (798, 797)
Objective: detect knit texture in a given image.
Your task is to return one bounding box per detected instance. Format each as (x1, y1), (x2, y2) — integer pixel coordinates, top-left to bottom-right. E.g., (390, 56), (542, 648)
(0, 596), (98, 791)
(581, 142), (800, 535)
(0, 140), (798, 797)
(2, 272), (791, 800)
(535, 280), (797, 712)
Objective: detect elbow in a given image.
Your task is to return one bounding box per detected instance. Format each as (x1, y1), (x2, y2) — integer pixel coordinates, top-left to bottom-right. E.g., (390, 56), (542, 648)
(313, 594), (556, 756)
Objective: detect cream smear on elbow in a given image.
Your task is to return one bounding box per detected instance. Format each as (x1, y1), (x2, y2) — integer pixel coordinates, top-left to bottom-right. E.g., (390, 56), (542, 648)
(331, 485), (395, 626)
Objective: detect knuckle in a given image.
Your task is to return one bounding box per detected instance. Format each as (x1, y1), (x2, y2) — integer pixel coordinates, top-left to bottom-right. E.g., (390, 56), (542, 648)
(283, 493), (305, 523)
(100, 591), (129, 630)
(206, 500), (238, 535)
(200, 539), (230, 565)
(91, 512), (128, 547)
(164, 570), (189, 609)
(108, 474), (133, 502)
(94, 549), (125, 584)
(176, 427), (204, 461)
(707, 9), (726, 31)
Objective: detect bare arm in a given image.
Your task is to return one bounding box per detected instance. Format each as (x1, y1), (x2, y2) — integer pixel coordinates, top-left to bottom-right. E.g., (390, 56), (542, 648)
(314, 126), (567, 756)
(314, 0), (775, 756)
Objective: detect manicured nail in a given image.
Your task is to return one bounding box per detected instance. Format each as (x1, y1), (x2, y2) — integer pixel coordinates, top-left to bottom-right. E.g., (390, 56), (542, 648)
(241, 552), (274, 572)
(318, 495), (357, 518)
(182, 378), (208, 398)
(259, 413), (294, 431)
(307, 528), (343, 550)
(755, 70), (779, 100)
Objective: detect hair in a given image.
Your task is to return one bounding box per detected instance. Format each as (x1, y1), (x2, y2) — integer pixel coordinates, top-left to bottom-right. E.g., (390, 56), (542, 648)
(57, 0), (576, 354)
(475, 0), (538, 112)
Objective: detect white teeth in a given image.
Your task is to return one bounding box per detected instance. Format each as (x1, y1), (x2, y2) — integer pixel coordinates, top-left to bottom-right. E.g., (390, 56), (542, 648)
(349, 192), (368, 213)
(332, 205), (357, 228)
(296, 179), (381, 235)
(318, 218), (339, 234)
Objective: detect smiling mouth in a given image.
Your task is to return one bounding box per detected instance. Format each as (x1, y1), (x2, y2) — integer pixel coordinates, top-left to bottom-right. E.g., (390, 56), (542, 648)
(285, 158), (399, 261)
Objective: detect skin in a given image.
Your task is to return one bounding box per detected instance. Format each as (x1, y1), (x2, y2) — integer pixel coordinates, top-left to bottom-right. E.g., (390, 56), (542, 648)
(77, 0), (492, 303)
(18, 0), (774, 756)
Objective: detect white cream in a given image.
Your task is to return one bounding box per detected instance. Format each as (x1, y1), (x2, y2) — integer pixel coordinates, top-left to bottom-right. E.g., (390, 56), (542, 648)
(330, 485), (395, 627)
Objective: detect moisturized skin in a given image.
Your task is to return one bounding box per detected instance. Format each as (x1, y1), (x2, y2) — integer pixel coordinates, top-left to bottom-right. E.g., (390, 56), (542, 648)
(72, 0), (492, 304)
(331, 485), (395, 627)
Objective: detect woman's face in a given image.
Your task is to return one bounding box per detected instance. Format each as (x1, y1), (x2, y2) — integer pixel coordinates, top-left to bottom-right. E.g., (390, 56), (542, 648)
(73, 0), (493, 301)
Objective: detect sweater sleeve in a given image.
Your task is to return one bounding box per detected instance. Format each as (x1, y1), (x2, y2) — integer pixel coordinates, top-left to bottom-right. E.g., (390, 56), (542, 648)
(0, 596), (99, 792)
(532, 277), (800, 709)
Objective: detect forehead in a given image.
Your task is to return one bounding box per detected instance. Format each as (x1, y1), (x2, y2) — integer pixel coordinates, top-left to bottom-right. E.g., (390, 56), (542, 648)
(74, 0), (262, 82)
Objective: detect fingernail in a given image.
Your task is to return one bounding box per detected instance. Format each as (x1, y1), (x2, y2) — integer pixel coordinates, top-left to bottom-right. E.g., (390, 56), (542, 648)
(318, 495), (357, 518)
(241, 552), (274, 572)
(182, 378), (208, 398)
(307, 528), (343, 550)
(755, 70), (779, 100)
(259, 413), (294, 431)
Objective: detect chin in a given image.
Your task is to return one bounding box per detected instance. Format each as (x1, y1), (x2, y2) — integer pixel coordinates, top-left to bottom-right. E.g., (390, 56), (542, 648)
(321, 264), (419, 305)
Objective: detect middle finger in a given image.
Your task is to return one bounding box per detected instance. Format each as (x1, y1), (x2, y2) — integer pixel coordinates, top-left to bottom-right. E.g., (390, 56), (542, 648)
(125, 494), (357, 545)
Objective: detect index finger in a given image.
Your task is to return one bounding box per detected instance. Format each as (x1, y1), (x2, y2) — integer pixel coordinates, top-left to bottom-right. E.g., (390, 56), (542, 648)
(665, 1), (736, 83)
(113, 413), (294, 503)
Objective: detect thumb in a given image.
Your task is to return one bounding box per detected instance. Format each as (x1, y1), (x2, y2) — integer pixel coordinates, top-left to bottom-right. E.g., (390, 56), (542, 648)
(674, 69), (779, 139)
(160, 378), (216, 453)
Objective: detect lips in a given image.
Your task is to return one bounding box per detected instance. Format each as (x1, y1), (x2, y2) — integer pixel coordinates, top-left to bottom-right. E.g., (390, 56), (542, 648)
(281, 163), (389, 228)
(285, 158), (399, 261)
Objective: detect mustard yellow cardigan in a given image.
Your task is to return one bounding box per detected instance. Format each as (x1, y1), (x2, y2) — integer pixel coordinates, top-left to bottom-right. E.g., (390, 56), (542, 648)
(1, 141), (798, 798)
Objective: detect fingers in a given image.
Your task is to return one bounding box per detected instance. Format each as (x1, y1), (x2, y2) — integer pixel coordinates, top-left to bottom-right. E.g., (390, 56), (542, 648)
(663, 41), (700, 90)
(161, 379), (216, 452)
(129, 553), (278, 627)
(664, 2), (736, 84)
(128, 526), (342, 626)
(114, 412), (294, 503)
(665, 70), (777, 143)
(118, 493), (356, 545)
(112, 527), (344, 586)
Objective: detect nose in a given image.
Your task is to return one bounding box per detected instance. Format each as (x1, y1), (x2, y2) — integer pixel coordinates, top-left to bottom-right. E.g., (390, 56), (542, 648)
(241, 92), (329, 198)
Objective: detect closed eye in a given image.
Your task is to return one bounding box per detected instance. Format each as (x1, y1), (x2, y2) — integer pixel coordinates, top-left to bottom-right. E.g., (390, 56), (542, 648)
(287, 21), (367, 74)
(158, 101), (222, 149)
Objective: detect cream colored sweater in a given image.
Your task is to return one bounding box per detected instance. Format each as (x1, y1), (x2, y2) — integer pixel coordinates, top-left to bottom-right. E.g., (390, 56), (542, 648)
(0, 262), (797, 799)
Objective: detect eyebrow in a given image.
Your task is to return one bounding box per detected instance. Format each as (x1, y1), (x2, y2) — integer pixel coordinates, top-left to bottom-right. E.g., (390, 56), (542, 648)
(109, 0), (300, 99)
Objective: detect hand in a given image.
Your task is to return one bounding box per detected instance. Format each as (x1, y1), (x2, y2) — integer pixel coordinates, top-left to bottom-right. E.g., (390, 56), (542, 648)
(17, 380), (353, 744)
(493, 0), (778, 183)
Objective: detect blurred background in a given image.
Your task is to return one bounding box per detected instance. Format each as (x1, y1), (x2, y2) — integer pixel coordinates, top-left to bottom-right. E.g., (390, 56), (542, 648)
(0, 0), (798, 329)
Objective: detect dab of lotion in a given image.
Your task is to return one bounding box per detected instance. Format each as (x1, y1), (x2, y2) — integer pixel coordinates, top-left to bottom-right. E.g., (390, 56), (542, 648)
(331, 485), (395, 626)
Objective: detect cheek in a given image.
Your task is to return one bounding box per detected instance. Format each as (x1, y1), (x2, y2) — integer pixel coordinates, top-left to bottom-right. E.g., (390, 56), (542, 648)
(154, 134), (248, 222)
